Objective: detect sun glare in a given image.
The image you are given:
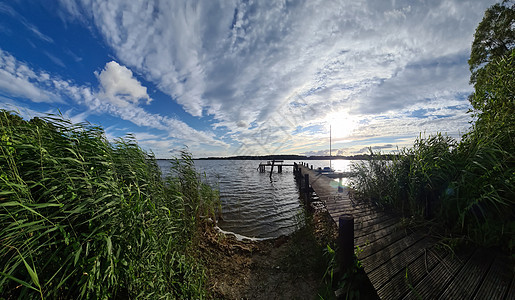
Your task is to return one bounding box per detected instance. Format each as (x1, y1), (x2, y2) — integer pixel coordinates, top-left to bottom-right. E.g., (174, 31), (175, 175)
(324, 111), (358, 139)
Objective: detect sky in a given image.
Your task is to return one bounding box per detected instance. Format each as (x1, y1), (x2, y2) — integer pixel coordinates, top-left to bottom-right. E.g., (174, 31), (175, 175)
(0, 0), (497, 158)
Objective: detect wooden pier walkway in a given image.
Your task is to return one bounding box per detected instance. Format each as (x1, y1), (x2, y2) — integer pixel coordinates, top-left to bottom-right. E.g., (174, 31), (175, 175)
(297, 164), (514, 300)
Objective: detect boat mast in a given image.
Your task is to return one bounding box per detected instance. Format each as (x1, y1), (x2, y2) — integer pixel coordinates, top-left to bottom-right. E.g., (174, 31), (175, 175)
(330, 125), (332, 170)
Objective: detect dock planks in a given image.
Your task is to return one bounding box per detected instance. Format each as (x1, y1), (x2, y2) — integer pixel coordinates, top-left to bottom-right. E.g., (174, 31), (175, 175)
(297, 165), (514, 300)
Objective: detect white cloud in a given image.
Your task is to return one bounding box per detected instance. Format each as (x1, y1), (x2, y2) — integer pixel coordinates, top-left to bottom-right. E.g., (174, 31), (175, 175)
(59, 1), (491, 135)
(0, 49), (228, 154)
(0, 49), (61, 102)
(19, 0), (493, 156)
(43, 51), (66, 68)
(96, 61), (151, 107)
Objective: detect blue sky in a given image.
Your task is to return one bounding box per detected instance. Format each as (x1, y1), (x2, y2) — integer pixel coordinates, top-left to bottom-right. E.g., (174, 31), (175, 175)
(0, 0), (495, 158)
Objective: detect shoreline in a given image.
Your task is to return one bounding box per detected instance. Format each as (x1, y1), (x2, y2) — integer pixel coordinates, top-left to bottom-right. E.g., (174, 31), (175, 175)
(198, 204), (339, 299)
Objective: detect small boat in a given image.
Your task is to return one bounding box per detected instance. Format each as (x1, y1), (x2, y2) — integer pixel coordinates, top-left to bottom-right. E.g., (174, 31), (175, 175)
(322, 166), (334, 173)
(317, 166), (335, 174)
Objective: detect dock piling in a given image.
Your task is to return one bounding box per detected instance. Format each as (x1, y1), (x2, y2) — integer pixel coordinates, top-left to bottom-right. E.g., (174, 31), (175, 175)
(338, 214), (354, 271)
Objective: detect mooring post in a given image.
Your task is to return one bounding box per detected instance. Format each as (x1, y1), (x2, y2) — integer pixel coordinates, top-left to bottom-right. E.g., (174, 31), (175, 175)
(278, 165), (282, 173)
(338, 177), (343, 192)
(304, 173), (310, 202)
(311, 164), (313, 170)
(338, 214), (354, 271)
(269, 160), (275, 181)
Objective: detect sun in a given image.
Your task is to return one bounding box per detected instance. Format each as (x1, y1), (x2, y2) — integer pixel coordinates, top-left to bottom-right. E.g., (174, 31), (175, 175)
(324, 111), (358, 139)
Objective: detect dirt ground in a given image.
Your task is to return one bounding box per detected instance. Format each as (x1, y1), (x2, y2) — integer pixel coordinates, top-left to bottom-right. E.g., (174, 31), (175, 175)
(198, 209), (338, 300)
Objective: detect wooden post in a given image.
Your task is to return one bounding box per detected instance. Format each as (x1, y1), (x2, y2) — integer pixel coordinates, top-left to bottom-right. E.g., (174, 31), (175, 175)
(338, 214), (354, 271)
(278, 165), (282, 173)
(304, 173), (310, 203)
(270, 160), (275, 180)
(338, 177), (343, 192)
(311, 165), (313, 170)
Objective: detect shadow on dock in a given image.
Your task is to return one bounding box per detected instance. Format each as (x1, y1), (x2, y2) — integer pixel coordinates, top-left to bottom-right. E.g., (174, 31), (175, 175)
(294, 163), (514, 300)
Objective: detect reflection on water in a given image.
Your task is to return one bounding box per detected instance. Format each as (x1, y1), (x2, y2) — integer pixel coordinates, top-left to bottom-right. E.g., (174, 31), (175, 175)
(157, 159), (355, 238)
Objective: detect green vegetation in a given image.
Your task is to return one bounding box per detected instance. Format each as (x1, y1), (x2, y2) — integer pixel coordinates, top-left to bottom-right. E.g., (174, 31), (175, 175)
(350, 2), (514, 251)
(0, 111), (220, 299)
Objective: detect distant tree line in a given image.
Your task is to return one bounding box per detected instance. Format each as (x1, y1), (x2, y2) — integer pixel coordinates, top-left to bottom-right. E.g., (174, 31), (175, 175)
(194, 154), (395, 161)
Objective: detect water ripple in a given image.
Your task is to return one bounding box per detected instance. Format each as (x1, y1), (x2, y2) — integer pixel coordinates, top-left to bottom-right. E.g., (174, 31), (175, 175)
(157, 159), (352, 238)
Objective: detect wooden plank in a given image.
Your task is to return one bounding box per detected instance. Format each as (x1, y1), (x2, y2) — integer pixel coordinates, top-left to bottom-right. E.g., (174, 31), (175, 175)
(330, 214), (397, 233)
(366, 237), (434, 290)
(358, 229), (418, 260)
(504, 275), (515, 300)
(355, 222), (400, 246)
(355, 214), (399, 231)
(438, 248), (495, 299)
(402, 248), (475, 299)
(353, 217), (399, 237)
(328, 207), (390, 220)
(361, 232), (427, 273)
(377, 246), (445, 300)
(473, 254), (513, 299)
(329, 211), (398, 232)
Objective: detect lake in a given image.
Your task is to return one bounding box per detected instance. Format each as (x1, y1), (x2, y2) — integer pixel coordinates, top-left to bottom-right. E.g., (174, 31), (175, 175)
(157, 159), (355, 238)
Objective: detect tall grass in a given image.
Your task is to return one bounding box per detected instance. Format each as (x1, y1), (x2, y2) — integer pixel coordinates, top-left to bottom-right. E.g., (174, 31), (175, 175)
(0, 111), (220, 299)
(350, 133), (514, 250)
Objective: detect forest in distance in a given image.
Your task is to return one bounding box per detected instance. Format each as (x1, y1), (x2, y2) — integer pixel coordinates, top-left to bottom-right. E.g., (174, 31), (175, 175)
(186, 154), (386, 161)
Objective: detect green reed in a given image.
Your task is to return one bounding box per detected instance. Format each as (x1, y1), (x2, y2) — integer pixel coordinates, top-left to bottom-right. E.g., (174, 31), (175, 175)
(0, 111), (219, 299)
(350, 132), (514, 250)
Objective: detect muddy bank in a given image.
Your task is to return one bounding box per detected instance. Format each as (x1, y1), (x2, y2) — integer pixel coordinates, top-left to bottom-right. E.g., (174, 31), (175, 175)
(198, 209), (338, 299)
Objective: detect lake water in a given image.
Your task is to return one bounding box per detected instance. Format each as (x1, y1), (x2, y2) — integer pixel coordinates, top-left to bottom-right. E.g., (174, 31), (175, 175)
(157, 159), (355, 238)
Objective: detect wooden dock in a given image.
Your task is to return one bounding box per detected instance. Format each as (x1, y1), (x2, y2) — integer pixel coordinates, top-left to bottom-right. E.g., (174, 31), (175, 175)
(296, 164), (514, 300)
(258, 160), (295, 173)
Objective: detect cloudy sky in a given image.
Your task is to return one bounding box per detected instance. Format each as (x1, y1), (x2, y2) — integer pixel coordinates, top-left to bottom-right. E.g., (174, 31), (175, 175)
(0, 0), (496, 158)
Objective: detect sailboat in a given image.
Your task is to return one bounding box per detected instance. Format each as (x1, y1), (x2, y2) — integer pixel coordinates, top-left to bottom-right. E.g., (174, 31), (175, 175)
(317, 125), (335, 174)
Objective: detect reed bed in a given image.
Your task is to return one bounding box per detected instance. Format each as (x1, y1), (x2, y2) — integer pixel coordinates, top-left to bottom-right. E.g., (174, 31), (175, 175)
(349, 132), (514, 250)
(0, 111), (219, 299)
